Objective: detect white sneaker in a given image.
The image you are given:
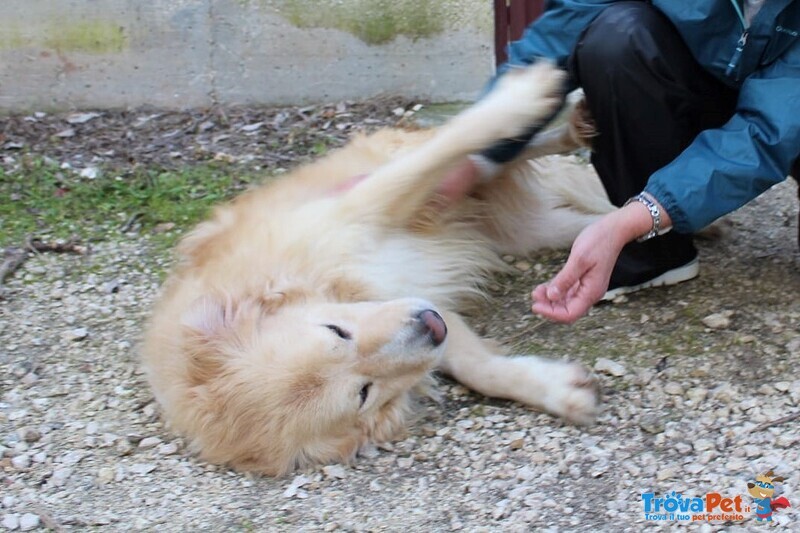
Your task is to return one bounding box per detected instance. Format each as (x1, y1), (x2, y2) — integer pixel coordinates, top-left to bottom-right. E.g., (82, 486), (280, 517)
(602, 257), (700, 301)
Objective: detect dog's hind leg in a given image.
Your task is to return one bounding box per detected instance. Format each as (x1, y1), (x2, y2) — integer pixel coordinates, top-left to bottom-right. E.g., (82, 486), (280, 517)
(472, 158), (613, 255)
(518, 97), (596, 160)
(336, 63), (566, 225)
(438, 312), (599, 424)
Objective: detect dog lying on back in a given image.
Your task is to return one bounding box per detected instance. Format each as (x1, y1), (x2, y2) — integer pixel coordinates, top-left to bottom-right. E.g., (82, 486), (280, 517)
(142, 64), (611, 476)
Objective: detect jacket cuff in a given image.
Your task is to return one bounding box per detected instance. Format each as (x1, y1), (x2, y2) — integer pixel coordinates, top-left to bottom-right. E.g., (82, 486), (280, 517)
(643, 182), (692, 234)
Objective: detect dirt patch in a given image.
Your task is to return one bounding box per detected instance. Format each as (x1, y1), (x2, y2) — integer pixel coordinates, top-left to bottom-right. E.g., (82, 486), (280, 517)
(1, 98), (412, 173)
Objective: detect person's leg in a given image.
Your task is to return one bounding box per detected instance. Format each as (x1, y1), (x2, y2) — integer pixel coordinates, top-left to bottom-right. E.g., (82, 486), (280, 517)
(568, 1), (739, 297)
(570, 1), (738, 205)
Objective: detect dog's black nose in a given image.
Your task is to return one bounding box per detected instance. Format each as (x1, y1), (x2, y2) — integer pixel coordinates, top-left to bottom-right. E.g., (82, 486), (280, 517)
(416, 309), (447, 346)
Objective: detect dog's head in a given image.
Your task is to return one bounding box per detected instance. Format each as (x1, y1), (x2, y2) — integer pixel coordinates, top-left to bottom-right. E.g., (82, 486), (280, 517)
(747, 471), (785, 499)
(155, 293), (446, 475)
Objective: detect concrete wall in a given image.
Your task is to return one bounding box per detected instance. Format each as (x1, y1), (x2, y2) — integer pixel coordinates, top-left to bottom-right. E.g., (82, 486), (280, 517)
(0, 0), (495, 110)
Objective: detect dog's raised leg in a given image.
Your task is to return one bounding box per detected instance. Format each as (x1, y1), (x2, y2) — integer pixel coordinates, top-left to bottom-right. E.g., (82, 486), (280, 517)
(438, 311), (600, 424)
(517, 97), (595, 160)
(336, 63), (566, 225)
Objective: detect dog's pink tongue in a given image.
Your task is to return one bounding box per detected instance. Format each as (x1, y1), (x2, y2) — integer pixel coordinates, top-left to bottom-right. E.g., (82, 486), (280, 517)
(419, 309), (447, 346)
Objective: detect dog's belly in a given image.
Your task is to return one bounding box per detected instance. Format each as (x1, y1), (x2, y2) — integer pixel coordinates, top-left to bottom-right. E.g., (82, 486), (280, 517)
(352, 232), (501, 308)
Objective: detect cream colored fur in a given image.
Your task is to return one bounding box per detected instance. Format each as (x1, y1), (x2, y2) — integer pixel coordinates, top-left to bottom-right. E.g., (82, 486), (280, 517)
(142, 64), (613, 476)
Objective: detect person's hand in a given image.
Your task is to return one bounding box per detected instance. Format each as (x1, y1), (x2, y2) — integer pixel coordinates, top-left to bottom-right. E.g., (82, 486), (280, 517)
(531, 199), (671, 323)
(530, 216), (626, 322)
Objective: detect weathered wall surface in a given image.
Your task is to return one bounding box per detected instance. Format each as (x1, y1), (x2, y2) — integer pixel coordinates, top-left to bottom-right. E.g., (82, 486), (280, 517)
(0, 0), (494, 110)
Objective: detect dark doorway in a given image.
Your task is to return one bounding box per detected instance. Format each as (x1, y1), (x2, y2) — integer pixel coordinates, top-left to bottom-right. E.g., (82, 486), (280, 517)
(494, 0), (545, 65)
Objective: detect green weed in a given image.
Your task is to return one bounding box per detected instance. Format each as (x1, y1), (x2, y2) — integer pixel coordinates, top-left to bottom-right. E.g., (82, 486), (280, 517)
(0, 158), (261, 247)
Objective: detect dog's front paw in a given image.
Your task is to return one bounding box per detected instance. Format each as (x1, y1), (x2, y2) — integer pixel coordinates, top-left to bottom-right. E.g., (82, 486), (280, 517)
(513, 356), (600, 424)
(542, 360), (600, 425)
(500, 62), (565, 104)
(460, 63), (565, 147)
(489, 62), (566, 131)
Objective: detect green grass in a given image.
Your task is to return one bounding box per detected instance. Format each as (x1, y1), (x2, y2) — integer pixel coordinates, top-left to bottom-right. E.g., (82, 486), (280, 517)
(0, 157), (261, 248)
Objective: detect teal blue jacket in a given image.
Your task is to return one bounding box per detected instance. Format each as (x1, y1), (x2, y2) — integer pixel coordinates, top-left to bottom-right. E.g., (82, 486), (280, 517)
(503, 0), (800, 233)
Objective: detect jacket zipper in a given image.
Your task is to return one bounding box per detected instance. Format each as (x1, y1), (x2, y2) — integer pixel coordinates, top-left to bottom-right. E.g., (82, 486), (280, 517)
(726, 0), (749, 77)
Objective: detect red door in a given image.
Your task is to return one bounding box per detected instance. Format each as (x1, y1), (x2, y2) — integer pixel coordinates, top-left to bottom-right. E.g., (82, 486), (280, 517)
(494, 0), (546, 65)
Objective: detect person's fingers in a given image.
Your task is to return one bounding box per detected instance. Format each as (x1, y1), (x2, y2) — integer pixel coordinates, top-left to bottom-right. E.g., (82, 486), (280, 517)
(545, 283), (562, 302)
(565, 282), (580, 301)
(539, 254), (587, 306)
(531, 283), (548, 303)
(531, 258), (597, 323)
(531, 290), (592, 324)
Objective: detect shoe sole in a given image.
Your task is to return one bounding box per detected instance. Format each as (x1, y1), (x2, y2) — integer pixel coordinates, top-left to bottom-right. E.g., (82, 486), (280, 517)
(601, 258), (700, 301)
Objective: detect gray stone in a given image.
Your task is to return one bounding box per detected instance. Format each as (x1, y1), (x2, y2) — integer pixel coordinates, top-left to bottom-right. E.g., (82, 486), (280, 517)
(11, 454), (30, 470)
(2, 514), (20, 531)
(51, 467), (73, 487)
(594, 358), (627, 377)
(138, 437), (162, 449)
(63, 327), (89, 341)
(702, 312), (732, 329)
(129, 463), (157, 475)
(18, 514), (39, 532)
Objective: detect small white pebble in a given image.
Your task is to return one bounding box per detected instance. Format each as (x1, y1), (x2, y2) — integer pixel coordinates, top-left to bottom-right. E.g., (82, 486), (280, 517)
(594, 358), (627, 377)
(2, 514), (20, 531)
(19, 513), (40, 531)
(138, 437), (162, 449)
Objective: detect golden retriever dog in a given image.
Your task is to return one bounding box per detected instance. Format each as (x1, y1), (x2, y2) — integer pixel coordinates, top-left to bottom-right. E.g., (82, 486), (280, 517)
(142, 64), (611, 476)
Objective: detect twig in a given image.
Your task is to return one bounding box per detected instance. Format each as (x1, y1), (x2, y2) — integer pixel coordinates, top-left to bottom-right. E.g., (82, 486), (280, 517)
(0, 248), (28, 285)
(752, 412), (800, 432)
(26, 237), (88, 255)
(120, 212), (144, 232)
(0, 236), (88, 287)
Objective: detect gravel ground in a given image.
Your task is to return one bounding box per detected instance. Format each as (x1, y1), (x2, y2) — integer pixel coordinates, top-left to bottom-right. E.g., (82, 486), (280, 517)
(1, 104), (799, 532)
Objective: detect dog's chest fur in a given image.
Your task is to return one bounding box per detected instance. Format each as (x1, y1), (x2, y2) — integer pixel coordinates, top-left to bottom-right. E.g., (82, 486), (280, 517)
(234, 195), (500, 309)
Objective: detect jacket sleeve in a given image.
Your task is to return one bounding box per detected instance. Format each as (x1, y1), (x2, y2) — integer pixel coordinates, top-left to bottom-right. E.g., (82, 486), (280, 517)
(481, 0), (618, 164)
(502, 0), (620, 72)
(645, 43), (800, 233)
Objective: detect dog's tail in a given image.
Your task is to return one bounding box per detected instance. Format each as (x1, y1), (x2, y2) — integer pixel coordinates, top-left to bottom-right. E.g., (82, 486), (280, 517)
(336, 63), (567, 225)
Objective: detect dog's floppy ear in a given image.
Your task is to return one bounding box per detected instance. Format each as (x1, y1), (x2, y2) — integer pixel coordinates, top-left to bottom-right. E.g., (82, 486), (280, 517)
(177, 208), (235, 265)
(180, 295), (262, 385)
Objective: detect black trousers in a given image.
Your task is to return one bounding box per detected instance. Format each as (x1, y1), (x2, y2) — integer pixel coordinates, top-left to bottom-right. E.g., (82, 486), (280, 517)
(569, 1), (800, 248)
(569, 2), (740, 207)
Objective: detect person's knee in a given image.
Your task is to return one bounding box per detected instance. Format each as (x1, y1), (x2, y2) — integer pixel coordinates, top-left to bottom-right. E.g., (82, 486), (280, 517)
(573, 2), (669, 73)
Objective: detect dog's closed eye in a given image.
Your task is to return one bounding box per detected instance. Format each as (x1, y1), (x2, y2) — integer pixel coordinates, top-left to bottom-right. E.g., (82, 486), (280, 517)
(359, 383), (372, 407)
(324, 324), (352, 340)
